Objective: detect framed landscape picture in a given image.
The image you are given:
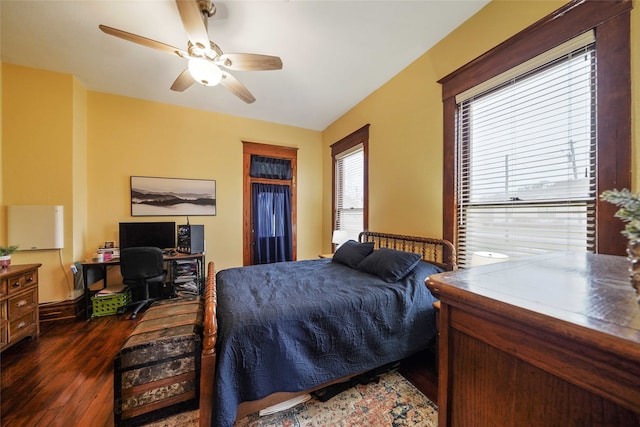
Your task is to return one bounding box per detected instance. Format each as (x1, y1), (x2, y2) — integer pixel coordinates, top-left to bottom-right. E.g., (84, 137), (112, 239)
(130, 176), (216, 216)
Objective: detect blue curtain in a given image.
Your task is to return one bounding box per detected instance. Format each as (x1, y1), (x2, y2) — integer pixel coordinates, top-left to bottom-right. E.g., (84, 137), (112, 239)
(252, 183), (293, 264)
(250, 155), (292, 180)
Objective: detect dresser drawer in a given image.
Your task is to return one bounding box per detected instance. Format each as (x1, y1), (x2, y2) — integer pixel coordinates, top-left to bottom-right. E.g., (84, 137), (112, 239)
(9, 310), (36, 337)
(0, 319), (7, 347)
(8, 289), (37, 317)
(7, 270), (38, 295)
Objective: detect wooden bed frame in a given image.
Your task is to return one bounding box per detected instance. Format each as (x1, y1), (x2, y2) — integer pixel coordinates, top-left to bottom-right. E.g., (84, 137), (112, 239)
(197, 231), (456, 426)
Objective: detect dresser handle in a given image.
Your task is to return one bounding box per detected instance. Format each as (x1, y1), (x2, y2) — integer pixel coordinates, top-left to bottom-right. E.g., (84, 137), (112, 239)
(17, 321), (26, 329)
(16, 300), (27, 308)
(11, 281), (20, 288)
(26, 277), (33, 283)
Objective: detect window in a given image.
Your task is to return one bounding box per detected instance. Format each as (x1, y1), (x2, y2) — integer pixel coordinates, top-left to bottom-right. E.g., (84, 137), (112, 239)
(335, 146), (363, 241)
(332, 125), (369, 243)
(456, 33), (596, 266)
(439, 0), (631, 264)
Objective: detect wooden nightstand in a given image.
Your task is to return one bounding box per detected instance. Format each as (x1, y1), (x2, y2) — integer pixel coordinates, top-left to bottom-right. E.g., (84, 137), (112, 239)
(318, 253), (334, 259)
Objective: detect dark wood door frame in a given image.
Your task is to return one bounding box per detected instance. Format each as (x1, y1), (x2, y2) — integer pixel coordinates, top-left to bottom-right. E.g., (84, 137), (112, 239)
(242, 141), (298, 266)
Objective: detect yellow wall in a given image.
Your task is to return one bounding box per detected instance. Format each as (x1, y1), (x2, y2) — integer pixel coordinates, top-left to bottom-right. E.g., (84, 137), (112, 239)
(0, 3), (4, 244)
(2, 64), (78, 302)
(71, 76), (88, 295)
(0, 60), (4, 243)
(2, 64), (322, 304)
(322, 0), (639, 251)
(87, 92), (322, 273)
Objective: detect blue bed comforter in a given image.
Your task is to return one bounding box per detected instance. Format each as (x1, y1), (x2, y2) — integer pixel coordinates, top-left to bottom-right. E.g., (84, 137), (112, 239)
(213, 258), (441, 427)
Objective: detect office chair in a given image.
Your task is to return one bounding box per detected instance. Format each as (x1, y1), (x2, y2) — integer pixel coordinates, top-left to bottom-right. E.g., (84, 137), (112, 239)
(119, 247), (167, 320)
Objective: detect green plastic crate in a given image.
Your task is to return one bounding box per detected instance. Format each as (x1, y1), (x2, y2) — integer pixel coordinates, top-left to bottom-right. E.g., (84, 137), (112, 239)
(91, 287), (131, 317)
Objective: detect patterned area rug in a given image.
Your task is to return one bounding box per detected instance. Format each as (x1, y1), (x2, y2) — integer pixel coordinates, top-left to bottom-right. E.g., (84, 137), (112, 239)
(144, 371), (438, 427)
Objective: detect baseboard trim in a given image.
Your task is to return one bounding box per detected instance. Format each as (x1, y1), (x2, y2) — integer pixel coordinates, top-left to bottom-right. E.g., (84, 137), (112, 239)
(39, 295), (85, 323)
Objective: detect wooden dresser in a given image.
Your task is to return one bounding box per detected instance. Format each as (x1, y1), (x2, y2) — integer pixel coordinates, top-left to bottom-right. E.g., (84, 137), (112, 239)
(0, 264), (41, 352)
(427, 252), (640, 426)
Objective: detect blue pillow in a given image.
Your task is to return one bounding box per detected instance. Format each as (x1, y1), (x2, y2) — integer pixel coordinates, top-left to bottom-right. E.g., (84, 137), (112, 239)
(332, 240), (375, 268)
(356, 248), (421, 282)
(405, 260), (445, 283)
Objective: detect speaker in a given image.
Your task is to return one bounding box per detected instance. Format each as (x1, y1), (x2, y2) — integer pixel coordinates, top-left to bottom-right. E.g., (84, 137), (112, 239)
(177, 225), (205, 254)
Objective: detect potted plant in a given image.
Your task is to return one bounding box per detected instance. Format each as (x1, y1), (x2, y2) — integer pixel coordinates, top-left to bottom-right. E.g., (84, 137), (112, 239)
(601, 188), (640, 302)
(0, 245), (19, 268)
(601, 188), (640, 240)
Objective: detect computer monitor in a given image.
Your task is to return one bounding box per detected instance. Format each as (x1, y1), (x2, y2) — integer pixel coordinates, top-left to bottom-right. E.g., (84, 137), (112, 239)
(118, 222), (176, 250)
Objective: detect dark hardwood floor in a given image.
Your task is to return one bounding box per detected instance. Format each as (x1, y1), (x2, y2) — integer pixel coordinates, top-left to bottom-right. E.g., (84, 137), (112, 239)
(1, 315), (437, 427)
(1, 315), (136, 427)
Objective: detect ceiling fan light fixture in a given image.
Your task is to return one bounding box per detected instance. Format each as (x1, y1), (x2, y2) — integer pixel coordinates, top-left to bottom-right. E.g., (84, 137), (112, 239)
(188, 58), (222, 86)
(99, 0), (280, 103)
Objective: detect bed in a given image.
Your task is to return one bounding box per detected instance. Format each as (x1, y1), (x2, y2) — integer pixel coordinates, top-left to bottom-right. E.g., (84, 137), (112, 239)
(198, 231), (457, 427)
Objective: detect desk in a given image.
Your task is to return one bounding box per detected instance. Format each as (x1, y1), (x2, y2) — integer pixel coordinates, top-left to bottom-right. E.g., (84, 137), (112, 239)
(427, 252), (640, 426)
(81, 252), (205, 320)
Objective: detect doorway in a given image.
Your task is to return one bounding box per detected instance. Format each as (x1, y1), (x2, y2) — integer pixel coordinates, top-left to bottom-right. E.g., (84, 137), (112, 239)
(242, 141), (298, 266)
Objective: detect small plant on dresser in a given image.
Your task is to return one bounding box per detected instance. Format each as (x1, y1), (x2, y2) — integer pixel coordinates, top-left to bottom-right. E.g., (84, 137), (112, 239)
(0, 245), (19, 268)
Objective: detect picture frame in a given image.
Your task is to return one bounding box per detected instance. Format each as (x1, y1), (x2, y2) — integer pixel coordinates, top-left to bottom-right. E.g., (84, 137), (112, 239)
(130, 176), (216, 216)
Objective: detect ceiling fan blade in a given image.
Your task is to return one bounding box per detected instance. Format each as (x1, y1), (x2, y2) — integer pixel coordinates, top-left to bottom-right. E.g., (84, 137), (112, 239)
(99, 25), (187, 58)
(218, 54), (283, 71)
(171, 69), (196, 92)
(220, 71), (256, 104)
(175, 0), (210, 50)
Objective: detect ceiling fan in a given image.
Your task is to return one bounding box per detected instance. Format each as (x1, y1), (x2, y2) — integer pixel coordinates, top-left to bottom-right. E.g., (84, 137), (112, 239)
(99, 0), (282, 103)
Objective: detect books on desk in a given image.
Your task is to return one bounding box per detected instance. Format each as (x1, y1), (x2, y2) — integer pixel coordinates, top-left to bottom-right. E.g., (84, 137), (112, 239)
(173, 259), (200, 296)
(98, 247), (119, 256)
(174, 260), (199, 281)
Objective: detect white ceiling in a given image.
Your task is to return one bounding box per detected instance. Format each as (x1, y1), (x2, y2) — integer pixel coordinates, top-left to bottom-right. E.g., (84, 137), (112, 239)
(0, 0), (489, 131)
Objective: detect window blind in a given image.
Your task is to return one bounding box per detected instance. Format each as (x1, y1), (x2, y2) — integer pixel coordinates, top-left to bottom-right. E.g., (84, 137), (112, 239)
(335, 144), (364, 242)
(456, 36), (596, 267)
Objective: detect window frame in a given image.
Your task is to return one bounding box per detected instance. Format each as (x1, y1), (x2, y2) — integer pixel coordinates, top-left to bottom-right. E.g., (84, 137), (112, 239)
(331, 124), (370, 245)
(456, 40), (598, 264)
(438, 0), (632, 256)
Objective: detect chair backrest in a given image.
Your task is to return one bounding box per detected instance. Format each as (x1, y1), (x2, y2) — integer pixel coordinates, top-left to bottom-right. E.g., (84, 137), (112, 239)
(120, 247), (165, 281)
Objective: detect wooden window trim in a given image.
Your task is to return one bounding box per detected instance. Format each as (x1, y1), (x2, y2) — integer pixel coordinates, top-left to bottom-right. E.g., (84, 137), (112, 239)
(242, 141), (298, 266)
(439, 0), (632, 256)
(331, 124), (370, 244)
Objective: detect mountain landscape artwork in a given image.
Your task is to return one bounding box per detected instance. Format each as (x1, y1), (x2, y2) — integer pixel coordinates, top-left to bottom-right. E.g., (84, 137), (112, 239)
(131, 176), (216, 216)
